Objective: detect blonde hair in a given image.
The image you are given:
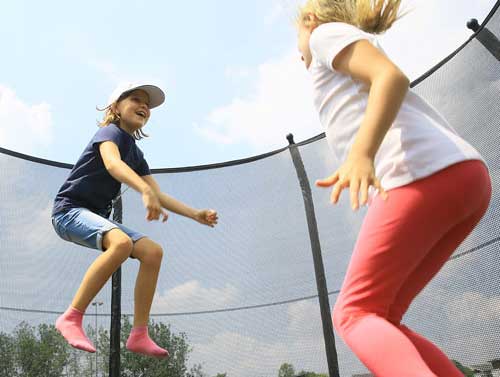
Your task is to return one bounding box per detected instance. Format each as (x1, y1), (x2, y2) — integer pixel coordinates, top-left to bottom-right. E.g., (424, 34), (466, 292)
(298, 0), (403, 34)
(97, 94), (148, 140)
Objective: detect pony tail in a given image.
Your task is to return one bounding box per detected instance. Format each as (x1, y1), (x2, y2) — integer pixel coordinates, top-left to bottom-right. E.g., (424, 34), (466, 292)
(298, 0), (404, 34)
(355, 0), (402, 34)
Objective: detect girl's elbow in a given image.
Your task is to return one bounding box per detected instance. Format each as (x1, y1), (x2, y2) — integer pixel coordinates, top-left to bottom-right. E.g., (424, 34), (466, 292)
(393, 69), (410, 89)
(103, 160), (114, 171)
(387, 70), (410, 96)
(104, 160), (121, 175)
(373, 68), (409, 90)
(401, 74), (410, 89)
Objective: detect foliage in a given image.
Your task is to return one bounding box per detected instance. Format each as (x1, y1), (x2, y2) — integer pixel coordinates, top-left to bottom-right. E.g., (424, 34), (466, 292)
(0, 318), (205, 377)
(452, 360), (475, 377)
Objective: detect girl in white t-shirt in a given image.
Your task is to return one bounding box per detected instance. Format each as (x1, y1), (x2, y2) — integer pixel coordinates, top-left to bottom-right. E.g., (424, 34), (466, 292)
(297, 1), (491, 376)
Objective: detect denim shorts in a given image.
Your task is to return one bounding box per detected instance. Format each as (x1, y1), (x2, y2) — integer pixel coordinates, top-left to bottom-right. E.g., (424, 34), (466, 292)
(52, 207), (146, 251)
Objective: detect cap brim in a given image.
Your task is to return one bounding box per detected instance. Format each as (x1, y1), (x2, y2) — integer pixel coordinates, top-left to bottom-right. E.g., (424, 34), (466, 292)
(130, 84), (166, 109)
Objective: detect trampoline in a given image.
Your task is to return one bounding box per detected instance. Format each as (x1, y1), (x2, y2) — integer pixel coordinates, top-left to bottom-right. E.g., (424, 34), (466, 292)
(0, 1), (499, 376)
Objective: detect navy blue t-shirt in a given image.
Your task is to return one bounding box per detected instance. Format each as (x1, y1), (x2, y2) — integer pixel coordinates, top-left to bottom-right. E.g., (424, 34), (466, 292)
(53, 124), (151, 216)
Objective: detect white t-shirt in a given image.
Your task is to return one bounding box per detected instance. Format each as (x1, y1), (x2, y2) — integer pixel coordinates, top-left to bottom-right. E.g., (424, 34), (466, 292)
(308, 22), (486, 198)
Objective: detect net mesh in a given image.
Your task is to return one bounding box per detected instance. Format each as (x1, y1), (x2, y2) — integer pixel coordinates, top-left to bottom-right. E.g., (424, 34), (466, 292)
(1, 3), (499, 376)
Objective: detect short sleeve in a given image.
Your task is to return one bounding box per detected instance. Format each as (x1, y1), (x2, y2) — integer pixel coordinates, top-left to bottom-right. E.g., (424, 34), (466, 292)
(309, 22), (374, 71)
(136, 148), (151, 176)
(92, 125), (126, 151)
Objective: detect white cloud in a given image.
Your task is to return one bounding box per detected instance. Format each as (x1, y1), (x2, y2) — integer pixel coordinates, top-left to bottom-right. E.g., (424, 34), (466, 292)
(195, 0), (495, 153)
(152, 280), (239, 313)
(287, 299), (320, 335)
(224, 66), (252, 81)
(60, 31), (167, 91)
(266, 2), (286, 26)
(22, 201), (54, 251)
(447, 291), (500, 325)
(85, 58), (168, 98)
(440, 290), (500, 365)
(380, 0), (496, 80)
(404, 278), (500, 367)
(192, 331), (290, 377)
(267, 0), (303, 25)
(182, 285), (500, 376)
(188, 299), (329, 377)
(86, 58), (123, 83)
(195, 52), (320, 150)
(0, 165), (55, 255)
(0, 154), (58, 250)
(193, 122), (235, 145)
(0, 85), (53, 153)
(87, 57), (167, 89)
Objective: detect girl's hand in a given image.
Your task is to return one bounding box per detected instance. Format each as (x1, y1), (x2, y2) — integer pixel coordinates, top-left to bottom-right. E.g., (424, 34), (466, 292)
(194, 209), (218, 227)
(315, 152), (387, 210)
(142, 188), (169, 222)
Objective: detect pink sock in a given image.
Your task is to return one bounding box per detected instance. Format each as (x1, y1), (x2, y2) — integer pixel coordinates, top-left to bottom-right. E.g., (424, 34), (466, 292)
(126, 326), (169, 358)
(55, 307), (96, 353)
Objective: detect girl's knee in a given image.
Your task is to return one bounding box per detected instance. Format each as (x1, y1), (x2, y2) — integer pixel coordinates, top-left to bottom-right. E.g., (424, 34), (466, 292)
(116, 237), (134, 255)
(104, 231), (134, 259)
(141, 241), (164, 265)
(332, 303), (347, 334)
(332, 301), (376, 336)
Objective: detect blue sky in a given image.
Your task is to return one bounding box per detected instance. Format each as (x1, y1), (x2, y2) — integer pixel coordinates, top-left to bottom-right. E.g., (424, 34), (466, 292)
(1, 2), (499, 375)
(0, 0), (496, 169)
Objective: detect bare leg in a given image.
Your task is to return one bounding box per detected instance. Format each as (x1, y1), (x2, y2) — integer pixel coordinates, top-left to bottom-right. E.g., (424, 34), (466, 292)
(129, 238), (164, 327)
(72, 229), (133, 310)
(57, 229), (133, 352)
(126, 238), (168, 358)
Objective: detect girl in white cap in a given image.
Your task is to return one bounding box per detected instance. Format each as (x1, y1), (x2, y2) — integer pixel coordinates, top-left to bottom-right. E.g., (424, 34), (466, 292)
(51, 82), (218, 358)
(296, 1), (491, 376)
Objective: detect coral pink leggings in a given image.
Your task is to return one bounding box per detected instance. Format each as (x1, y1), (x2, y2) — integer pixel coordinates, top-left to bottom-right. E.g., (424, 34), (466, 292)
(332, 160), (491, 377)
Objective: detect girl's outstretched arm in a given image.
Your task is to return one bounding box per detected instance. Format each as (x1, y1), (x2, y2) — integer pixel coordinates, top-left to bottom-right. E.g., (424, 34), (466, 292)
(142, 175), (218, 227)
(316, 40), (409, 210)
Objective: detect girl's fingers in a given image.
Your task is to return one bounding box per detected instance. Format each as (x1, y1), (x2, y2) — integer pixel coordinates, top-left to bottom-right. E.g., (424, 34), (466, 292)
(330, 181), (344, 204)
(146, 207), (165, 221)
(360, 179), (369, 206)
(150, 208), (156, 219)
(350, 178), (360, 210)
(374, 178), (388, 200)
(162, 210), (169, 222)
(316, 172), (339, 187)
(328, 176), (373, 208)
(205, 210), (218, 225)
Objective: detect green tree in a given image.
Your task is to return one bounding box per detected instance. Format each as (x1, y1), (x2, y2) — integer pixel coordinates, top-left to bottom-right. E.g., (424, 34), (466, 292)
(5, 317), (205, 377)
(39, 323), (71, 375)
(186, 363), (207, 377)
(452, 360), (474, 377)
(12, 322), (69, 377)
(63, 348), (87, 377)
(279, 363), (295, 377)
(278, 363), (328, 377)
(0, 332), (16, 377)
(98, 316), (205, 377)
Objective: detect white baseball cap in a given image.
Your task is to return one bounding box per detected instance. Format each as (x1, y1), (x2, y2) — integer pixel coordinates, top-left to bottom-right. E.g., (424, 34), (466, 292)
(107, 82), (166, 109)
